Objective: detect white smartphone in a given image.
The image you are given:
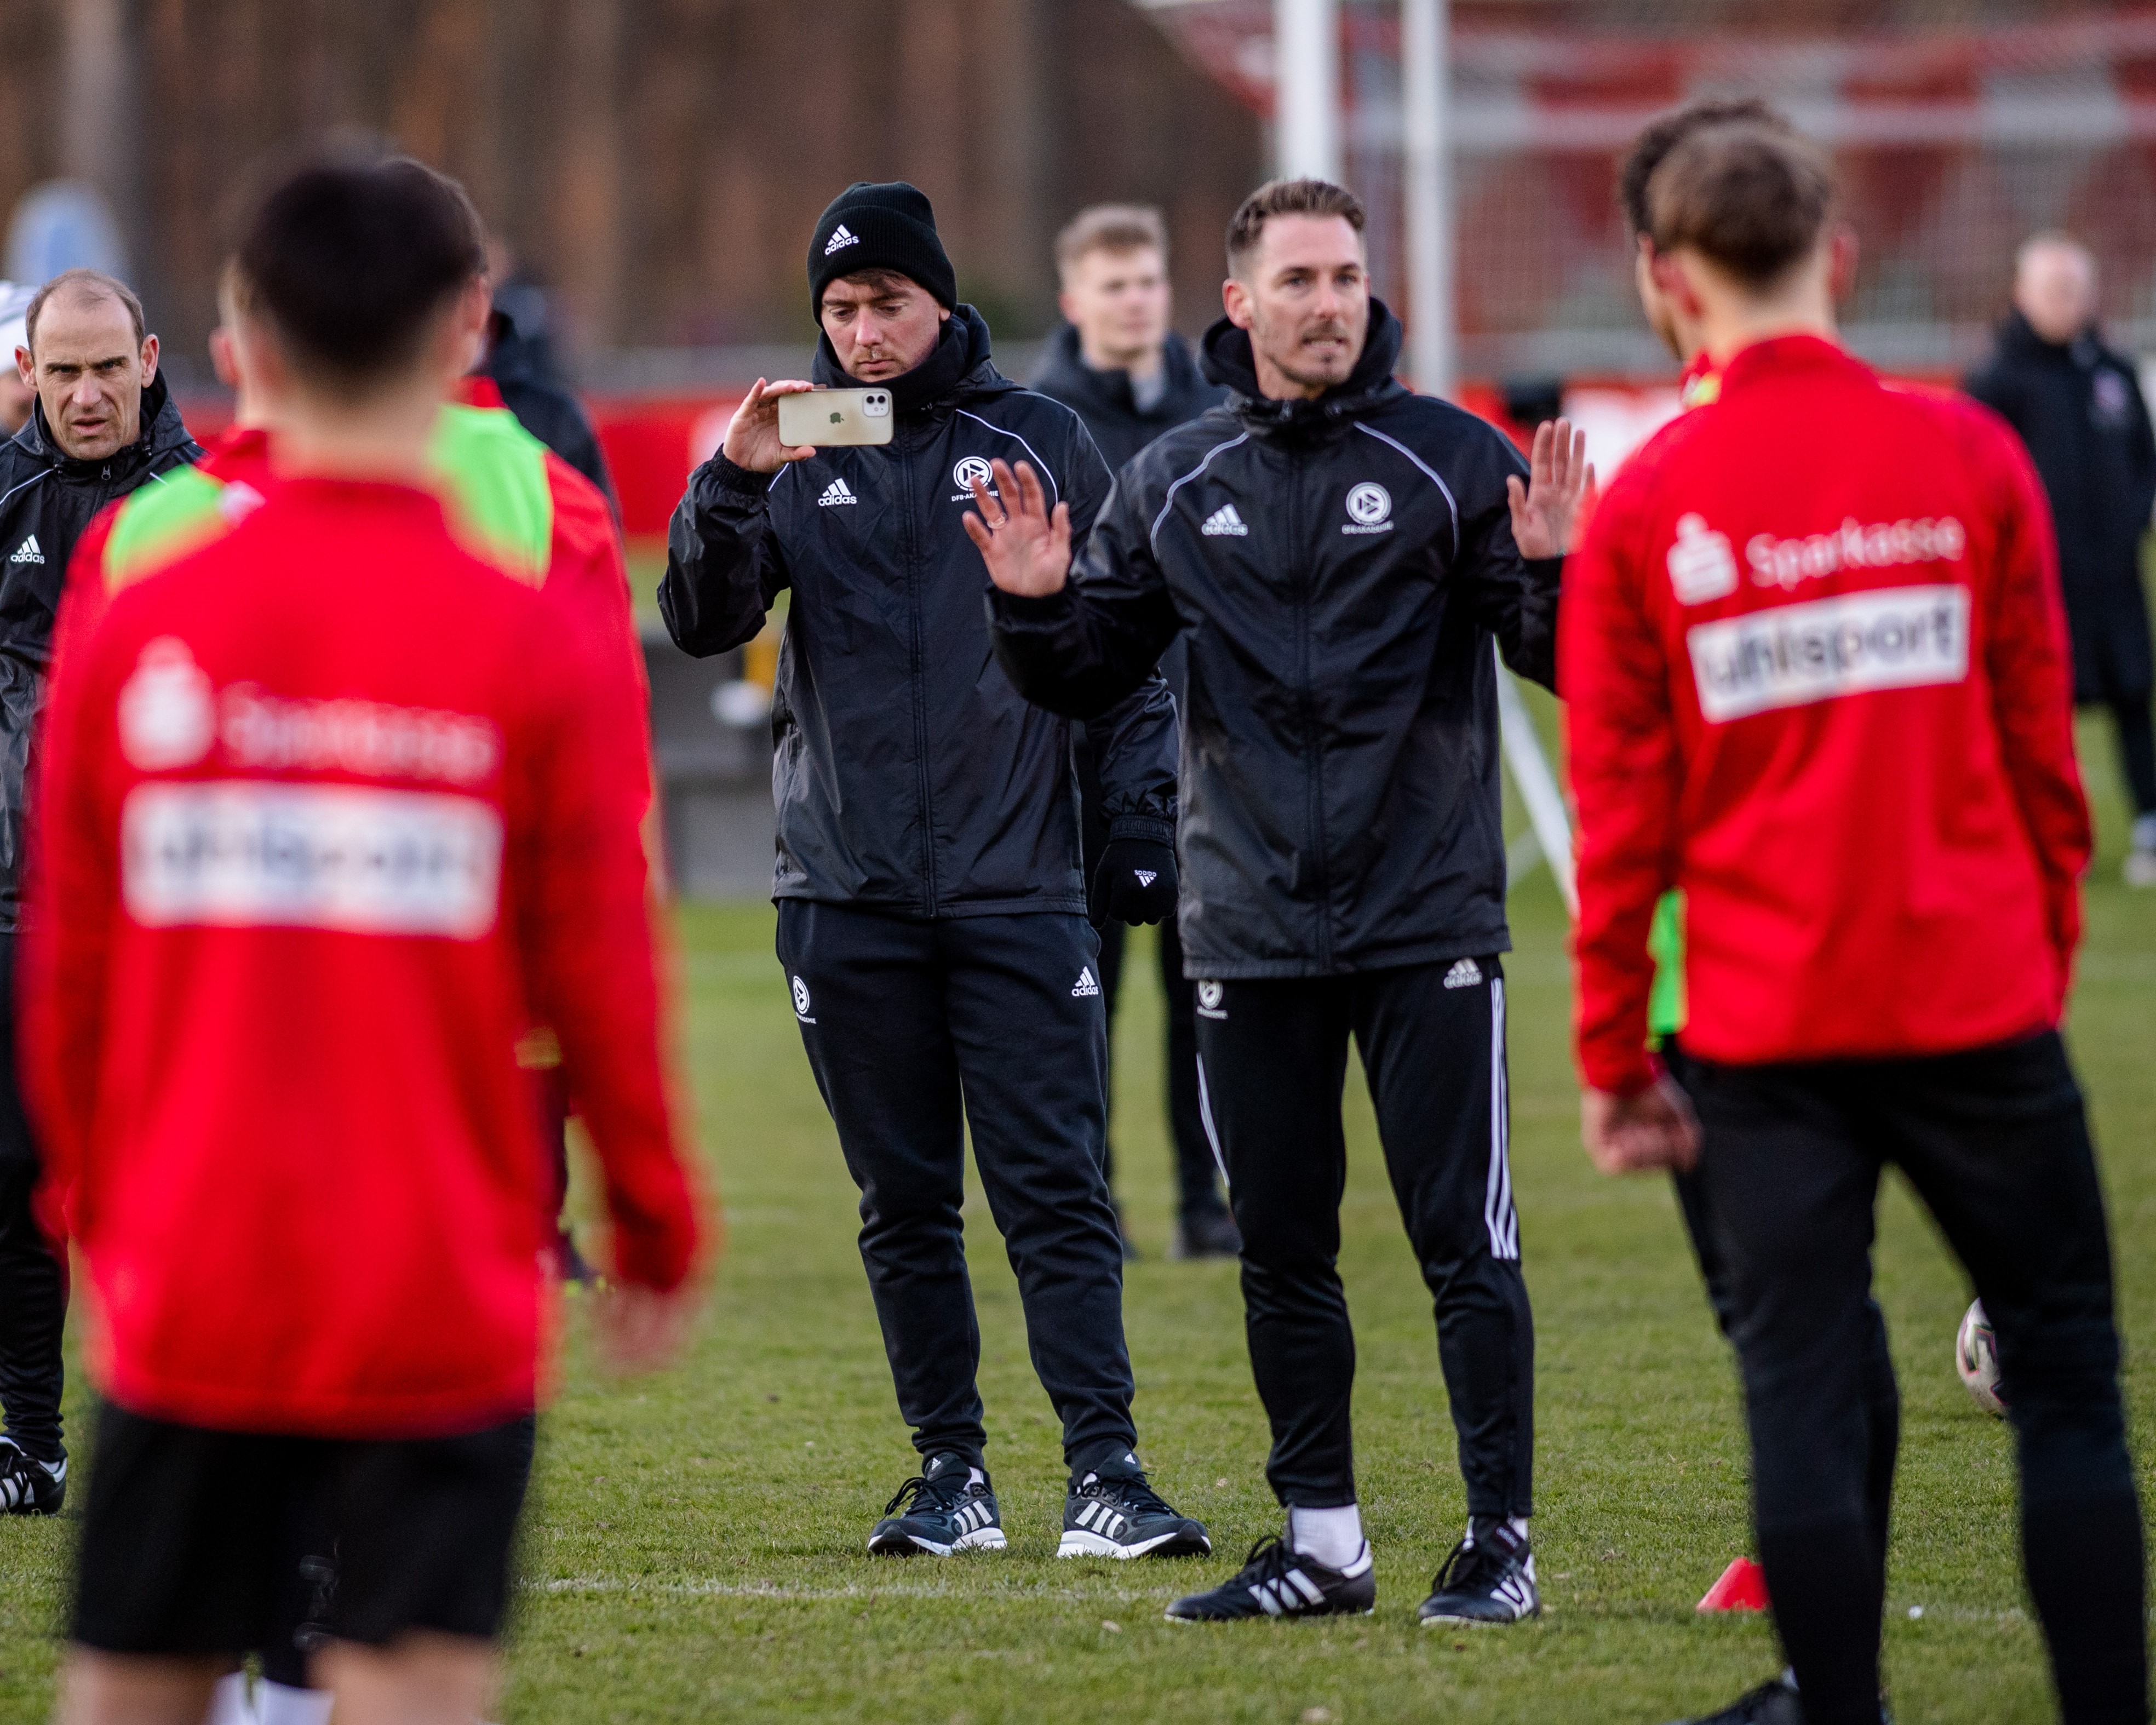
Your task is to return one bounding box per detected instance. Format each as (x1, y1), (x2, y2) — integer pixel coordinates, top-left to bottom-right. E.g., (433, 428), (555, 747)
(777, 387), (894, 448)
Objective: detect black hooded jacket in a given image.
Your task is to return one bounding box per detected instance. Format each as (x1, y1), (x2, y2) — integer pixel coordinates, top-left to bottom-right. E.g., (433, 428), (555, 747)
(1965, 309), (2156, 703)
(1030, 326), (1226, 478)
(660, 305), (1177, 919)
(480, 302), (618, 515)
(989, 303), (1558, 979)
(0, 373), (199, 931)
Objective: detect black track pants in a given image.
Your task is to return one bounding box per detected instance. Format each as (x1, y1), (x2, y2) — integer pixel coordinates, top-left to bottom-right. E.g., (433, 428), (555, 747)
(1192, 958), (1533, 1513)
(1157, 920), (1224, 1224)
(1668, 1060), (1901, 1565)
(1094, 920), (1228, 1222)
(0, 938), (63, 1466)
(777, 901), (1137, 1476)
(2109, 693), (2156, 816)
(1676, 1031), (2144, 1725)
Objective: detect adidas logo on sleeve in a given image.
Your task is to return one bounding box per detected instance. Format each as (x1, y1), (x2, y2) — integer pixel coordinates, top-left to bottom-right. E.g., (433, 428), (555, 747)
(8, 536), (42, 565)
(824, 223), (861, 257)
(1201, 504), (1248, 537)
(818, 478), (857, 507)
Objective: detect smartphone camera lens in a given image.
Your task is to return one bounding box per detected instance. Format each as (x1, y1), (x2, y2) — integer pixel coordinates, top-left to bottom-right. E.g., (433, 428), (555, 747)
(864, 393), (890, 418)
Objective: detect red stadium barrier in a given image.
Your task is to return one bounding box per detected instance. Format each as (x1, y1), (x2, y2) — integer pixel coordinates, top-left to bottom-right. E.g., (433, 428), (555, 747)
(589, 395), (743, 540)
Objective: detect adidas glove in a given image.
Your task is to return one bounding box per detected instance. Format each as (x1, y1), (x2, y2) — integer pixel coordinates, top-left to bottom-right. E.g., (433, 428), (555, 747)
(1092, 835), (1179, 927)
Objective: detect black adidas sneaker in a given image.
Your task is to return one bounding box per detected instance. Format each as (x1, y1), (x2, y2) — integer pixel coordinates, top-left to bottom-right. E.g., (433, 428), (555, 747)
(865, 1453), (1005, 1556)
(1058, 1461), (1209, 1558)
(1165, 1533), (1377, 1621)
(1418, 1521), (1540, 1624)
(0, 1436), (66, 1516)
(1665, 1675), (1805, 1724)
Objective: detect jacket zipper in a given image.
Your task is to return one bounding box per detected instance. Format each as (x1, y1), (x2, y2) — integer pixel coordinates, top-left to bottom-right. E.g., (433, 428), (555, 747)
(900, 428), (939, 916)
(1291, 468), (1333, 968)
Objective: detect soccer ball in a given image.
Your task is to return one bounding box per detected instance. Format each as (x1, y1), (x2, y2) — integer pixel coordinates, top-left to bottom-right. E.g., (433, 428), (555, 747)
(1956, 1299), (2007, 1418)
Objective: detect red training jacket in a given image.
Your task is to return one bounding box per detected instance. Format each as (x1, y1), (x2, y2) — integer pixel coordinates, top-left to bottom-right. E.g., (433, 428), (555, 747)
(1564, 335), (2091, 1095)
(23, 478), (699, 1437)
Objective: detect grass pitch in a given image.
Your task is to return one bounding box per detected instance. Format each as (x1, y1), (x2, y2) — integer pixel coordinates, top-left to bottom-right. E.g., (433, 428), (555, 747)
(1, 706), (2151, 1723)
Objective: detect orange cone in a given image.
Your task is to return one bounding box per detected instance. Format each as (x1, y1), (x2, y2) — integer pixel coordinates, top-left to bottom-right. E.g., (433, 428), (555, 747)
(1697, 1557), (1770, 1613)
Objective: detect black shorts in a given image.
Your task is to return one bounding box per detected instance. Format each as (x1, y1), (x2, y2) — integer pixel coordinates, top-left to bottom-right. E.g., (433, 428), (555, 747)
(72, 1403), (534, 1659)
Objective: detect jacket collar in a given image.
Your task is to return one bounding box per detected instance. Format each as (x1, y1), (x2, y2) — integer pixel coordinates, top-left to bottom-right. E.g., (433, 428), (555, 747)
(1715, 332), (1872, 396)
(1998, 305), (2106, 370)
(1201, 300), (1406, 439)
(1036, 324), (1206, 421)
(812, 302), (1010, 419)
(17, 370), (192, 480)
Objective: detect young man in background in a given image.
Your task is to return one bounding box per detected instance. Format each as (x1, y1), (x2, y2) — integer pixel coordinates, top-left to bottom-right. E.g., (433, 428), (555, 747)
(1568, 120), (2141, 1725)
(1031, 203), (1236, 1259)
(55, 196), (652, 1725)
(27, 156), (702, 1725)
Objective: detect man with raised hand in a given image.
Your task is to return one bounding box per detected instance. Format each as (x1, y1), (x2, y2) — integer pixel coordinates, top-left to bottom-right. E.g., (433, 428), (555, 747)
(26, 156), (702, 1725)
(973, 177), (1586, 1627)
(0, 266), (199, 1523)
(662, 181), (1206, 1564)
(1566, 121), (2140, 1725)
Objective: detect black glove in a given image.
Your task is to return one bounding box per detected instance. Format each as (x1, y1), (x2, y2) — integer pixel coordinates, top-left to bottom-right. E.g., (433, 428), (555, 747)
(1091, 835), (1179, 926)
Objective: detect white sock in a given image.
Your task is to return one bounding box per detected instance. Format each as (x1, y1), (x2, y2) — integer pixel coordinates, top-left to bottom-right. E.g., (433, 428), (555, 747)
(204, 1673), (254, 1725)
(1465, 1514), (1531, 1547)
(255, 1680), (335, 1725)
(968, 1466), (986, 1487)
(1290, 1504), (1367, 1573)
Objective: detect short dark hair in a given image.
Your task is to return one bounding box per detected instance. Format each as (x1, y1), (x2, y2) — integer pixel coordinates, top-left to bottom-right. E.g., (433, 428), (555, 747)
(1645, 122), (1836, 290)
(1619, 99), (1792, 240)
(234, 155), (486, 398)
(1226, 179), (1365, 277)
(25, 268), (146, 354)
(1056, 204), (1167, 276)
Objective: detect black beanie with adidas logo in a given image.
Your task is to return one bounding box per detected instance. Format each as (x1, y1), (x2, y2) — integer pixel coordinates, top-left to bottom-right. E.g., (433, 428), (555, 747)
(807, 181), (957, 319)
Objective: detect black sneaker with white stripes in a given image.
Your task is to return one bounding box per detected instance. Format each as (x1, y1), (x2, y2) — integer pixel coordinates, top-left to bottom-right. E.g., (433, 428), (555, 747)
(1058, 1461), (1209, 1558)
(1164, 1533), (1376, 1621)
(1664, 1674), (1808, 1724)
(0, 1436), (65, 1516)
(1417, 1521), (1540, 1624)
(865, 1453), (1005, 1556)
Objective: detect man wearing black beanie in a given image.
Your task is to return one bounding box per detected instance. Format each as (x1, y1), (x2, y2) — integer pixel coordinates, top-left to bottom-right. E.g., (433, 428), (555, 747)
(662, 182), (1206, 1564)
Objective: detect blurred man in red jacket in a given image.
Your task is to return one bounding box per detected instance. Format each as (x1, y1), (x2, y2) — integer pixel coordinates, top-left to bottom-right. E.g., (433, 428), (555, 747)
(25, 157), (703, 1725)
(1565, 122), (2140, 1725)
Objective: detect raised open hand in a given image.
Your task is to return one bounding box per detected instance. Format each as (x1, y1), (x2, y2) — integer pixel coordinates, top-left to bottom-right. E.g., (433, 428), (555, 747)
(1506, 417), (1597, 559)
(721, 377), (818, 473)
(961, 459), (1073, 598)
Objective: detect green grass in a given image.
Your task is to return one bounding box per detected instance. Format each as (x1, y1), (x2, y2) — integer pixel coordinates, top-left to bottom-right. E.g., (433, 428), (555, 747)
(1, 704), (2151, 1722)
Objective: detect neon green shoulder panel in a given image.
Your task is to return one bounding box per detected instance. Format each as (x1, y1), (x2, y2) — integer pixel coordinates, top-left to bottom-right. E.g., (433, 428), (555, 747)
(1646, 888), (1688, 1042)
(427, 403), (554, 583)
(101, 467), (236, 591)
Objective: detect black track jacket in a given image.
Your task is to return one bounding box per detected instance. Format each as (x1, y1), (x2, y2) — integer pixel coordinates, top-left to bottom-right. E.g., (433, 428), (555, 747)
(661, 306), (1178, 919)
(1030, 326), (1226, 477)
(989, 304), (1558, 978)
(1965, 310), (2156, 703)
(0, 374), (198, 932)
